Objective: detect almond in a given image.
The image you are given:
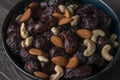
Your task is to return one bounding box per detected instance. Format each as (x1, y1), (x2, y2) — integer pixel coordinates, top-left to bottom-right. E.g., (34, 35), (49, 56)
(51, 56), (68, 66)
(76, 29), (92, 39)
(52, 13), (64, 19)
(64, 8), (71, 18)
(58, 17), (72, 25)
(20, 8), (31, 22)
(50, 35), (63, 48)
(66, 56), (79, 68)
(28, 2), (39, 8)
(29, 48), (43, 55)
(34, 71), (49, 79)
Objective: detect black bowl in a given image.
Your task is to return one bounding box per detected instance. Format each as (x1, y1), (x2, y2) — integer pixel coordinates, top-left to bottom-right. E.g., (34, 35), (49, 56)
(2, 0), (120, 80)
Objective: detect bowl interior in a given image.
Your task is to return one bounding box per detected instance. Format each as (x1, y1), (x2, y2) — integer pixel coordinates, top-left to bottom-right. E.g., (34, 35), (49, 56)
(2, 0), (120, 80)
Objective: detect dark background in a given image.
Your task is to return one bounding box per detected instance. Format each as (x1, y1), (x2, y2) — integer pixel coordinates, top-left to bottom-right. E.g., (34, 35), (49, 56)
(0, 0), (120, 80)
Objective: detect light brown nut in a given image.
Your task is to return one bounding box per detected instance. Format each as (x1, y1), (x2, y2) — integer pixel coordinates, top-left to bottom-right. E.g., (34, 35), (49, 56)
(66, 56), (79, 68)
(50, 35), (63, 48)
(34, 71), (49, 79)
(76, 29), (92, 39)
(110, 34), (119, 47)
(21, 36), (33, 48)
(50, 65), (64, 80)
(38, 56), (49, 62)
(29, 48), (46, 56)
(58, 17), (72, 26)
(15, 14), (22, 22)
(70, 15), (80, 26)
(28, 2), (39, 8)
(68, 4), (78, 9)
(51, 27), (59, 35)
(58, 5), (66, 12)
(91, 29), (105, 43)
(20, 23), (29, 39)
(21, 41), (26, 48)
(52, 13), (64, 19)
(101, 44), (113, 61)
(51, 56), (68, 66)
(64, 8), (71, 18)
(83, 39), (96, 57)
(20, 8), (31, 22)
(25, 36), (33, 47)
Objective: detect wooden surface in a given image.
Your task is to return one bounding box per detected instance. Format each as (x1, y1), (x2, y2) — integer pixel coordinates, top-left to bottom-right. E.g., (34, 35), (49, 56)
(0, 0), (120, 80)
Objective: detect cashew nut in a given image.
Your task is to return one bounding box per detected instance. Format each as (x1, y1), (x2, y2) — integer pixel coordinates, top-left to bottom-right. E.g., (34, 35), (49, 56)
(58, 5), (66, 12)
(50, 65), (64, 80)
(20, 23), (29, 39)
(68, 4), (78, 9)
(83, 39), (96, 57)
(70, 15), (80, 26)
(38, 56), (49, 62)
(67, 6), (74, 16)
(110, 34), (119, 47)
(51, 27), (59, 35)
(21, 36), (33, 47)
(16, 14), (22, 22)
(91, 29), (105, 43)
(67, 4), (78, 15)
(101, 44), (113, 61)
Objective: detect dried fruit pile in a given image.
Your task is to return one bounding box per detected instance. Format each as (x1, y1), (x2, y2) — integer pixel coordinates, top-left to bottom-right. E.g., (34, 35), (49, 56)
(6, 0), (119, 80)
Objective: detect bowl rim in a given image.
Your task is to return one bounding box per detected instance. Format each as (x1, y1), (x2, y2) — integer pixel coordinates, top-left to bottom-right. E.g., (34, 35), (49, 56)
(1, 0), (120, 80)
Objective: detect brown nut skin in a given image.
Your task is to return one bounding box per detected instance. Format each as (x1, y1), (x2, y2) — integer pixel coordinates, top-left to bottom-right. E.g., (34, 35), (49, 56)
(52, 13), (64, 19)
(28, 2), (39, 8)
(66, 56), (79, 68)
(76, 29), (92, 39)
(64, 8), (71, 18)
(20, 8), (32, 22)
(29, 48), (46, 56)
(58, 17), (72, 26)
(50, 35), (64, 48)
(34, 71), (49, 79)
(51, 56), (68, 66)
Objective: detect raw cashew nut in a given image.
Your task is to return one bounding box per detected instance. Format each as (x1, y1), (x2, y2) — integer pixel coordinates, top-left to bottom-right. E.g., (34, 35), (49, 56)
(83, 39), (96, 57)
(67, 4), (78, 16)
(101, 44), (113, 61)
(38, 56), (49, 62)
(91, 29), (105, 43)
(20, 23), (29, 39)
(110, 34), (119, 47)
(67, 6), (74, 16)
(51, 27), (59, 35)
(21, 36), (33, 47)
(58, 5), (66, 12)
(50, 65), (64, 80)
(68, 4), (78, 9)
(70, 15), (80, 26)
(16, 14), (22, 22)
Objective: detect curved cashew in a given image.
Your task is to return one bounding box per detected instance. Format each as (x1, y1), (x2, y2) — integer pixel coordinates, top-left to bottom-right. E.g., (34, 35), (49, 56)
(25, 36), (33, 47)
(21, 36), (33, 47)
(91, 29), (105, 43)
(110, 34), (119, 47)
(20, 23), (29, 39)
(16, 14), (22, 22)
(38, 56), (49, 62)
(67, 4), (78, 16)
(67, 6), (74, 16)
(83, 39), (96, 57)
(50, 65), (64, 80)
(70, 15), (80, 26)
(51, 27), (59, 35)
(101, 44), (113, 61)
(68, 4), (78, 9)
(58, 5), (66, 12)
